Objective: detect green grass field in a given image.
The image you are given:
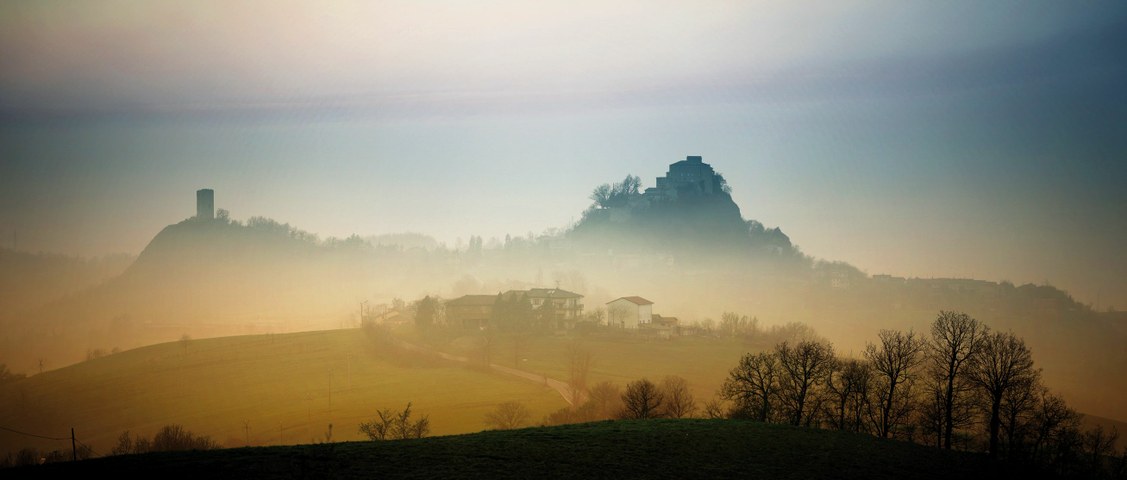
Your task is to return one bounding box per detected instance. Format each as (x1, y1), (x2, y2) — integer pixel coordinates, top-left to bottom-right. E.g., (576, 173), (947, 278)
(8, 419), (1045, 479)
(0, 329), (567, 455)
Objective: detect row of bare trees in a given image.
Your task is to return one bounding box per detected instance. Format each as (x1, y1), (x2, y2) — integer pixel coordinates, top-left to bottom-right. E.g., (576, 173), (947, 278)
(111, 424), (220, 456)
(539, 375), (698, 426)
(717, 311), (1122, 476)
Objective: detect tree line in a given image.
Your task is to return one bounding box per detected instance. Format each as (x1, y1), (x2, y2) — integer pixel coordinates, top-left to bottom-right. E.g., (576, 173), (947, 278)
(715, 311), (1122, 478)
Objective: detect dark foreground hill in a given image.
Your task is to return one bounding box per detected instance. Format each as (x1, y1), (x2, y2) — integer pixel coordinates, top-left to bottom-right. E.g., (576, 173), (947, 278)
(10, 420), (1050, 480)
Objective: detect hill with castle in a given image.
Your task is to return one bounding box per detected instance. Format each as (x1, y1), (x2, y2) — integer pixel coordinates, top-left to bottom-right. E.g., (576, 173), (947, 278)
(1, 155), (1125, 423)
(570, 156), (796, 260)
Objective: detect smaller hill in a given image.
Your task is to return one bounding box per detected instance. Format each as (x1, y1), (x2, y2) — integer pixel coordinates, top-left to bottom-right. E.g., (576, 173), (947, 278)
(11, 420), (1049, 479)
(0, 328), (566, 456)
(0, 248), (133, 316)
(0, 216), (385, 371)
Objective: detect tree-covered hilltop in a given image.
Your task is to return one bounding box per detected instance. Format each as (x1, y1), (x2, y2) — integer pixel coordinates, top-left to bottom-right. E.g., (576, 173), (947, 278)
(568, 157), (800, 262)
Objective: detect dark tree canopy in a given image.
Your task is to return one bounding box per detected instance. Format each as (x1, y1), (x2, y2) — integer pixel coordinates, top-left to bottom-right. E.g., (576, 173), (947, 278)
(620, 378), (665, 419)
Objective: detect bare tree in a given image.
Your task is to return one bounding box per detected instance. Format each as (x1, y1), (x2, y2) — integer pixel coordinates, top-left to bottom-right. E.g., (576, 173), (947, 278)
(865, 329), (925, 438)
(660, 375), (697, 418)
(776, 340), (835, 426)
(586, 381), (624, 420)
(1029, 388), (1079, 460)
(721, 351), (780, 422)
(567, 342), (594, 404)
(0, 364), (26, 385)
(590, 184), (613, 209)
(825, 358), (872, 433)
(917, 369), (947, 447)
(620, 378), (665, 419)
(111, 431), (133, 456)
(702, 398), (728, 419)
(150, 424), (220, 451)
(927, 311), (985, 449)
(613, 175), (642, 198)
(359, 408), (395, 440)
(967, 330), (1038, 458)
(393, 402), (429, 439)
(1000, 374), (1041, 457)
(1082, 425), (1120, 476)
(360, 403), (430, 440)
(484, 401), (531, 430)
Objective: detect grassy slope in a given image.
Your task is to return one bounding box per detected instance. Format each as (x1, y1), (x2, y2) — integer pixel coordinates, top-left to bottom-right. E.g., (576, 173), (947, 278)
(10, 420), (1041, 480)
(0, 329), (566, 455)
(415, 329), (765, 404)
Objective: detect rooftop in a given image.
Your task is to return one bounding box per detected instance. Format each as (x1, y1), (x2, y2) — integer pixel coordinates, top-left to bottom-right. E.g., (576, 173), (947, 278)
(608, 296), (654, 305)
(446, 295), (499, 307)
(523, 288), (583, 299)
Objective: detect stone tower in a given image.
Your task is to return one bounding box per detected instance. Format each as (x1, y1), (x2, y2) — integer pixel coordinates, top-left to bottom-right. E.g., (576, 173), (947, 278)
(196, 189), (214, 220)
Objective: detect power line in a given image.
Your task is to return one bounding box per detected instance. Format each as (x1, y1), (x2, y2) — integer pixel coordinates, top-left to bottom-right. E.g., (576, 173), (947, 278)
(75, 439), (101, 458)
(0, 425), (69, 441)
(1, 428), (104, 461)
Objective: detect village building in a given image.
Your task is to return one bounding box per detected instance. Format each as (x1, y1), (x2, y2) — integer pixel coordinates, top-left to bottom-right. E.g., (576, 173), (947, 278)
(445, 288), (584, 330)
(521, 288), (584, 329)
(646, 314), (680, 338)
(445, 294), (498, 329)
(606, 296), (654, 329)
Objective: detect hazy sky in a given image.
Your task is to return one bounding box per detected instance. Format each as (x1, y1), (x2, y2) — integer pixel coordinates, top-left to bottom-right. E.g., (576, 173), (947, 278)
(1, 1), (1125, 307)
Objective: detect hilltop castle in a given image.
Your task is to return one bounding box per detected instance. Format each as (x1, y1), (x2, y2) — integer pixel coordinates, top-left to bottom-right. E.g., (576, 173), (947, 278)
(643, 156), (726, 202)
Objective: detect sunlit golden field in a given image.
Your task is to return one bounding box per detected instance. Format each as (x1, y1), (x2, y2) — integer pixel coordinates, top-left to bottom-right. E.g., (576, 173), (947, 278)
(0, 329), (567, 454)
(420, 330), (755, 403)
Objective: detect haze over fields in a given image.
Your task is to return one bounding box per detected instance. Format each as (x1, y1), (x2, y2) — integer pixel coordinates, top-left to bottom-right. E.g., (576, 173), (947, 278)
(1, 1), (1126, 473)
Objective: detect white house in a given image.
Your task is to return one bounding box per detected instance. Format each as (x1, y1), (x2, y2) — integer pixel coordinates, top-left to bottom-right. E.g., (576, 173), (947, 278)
(606, 296), (653, 329)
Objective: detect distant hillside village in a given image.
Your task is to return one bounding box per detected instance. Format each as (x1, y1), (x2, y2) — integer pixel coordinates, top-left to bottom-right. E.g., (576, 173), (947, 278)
(407, 289), (681, 338)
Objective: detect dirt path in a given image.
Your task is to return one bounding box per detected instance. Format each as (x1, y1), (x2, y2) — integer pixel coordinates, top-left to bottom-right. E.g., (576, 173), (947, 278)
(396, 339), (578, 406)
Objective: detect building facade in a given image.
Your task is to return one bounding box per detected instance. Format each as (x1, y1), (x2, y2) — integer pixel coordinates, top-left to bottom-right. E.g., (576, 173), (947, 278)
(643, 156), (725, 201)
(606, 296), (654, 329)
(445, 295), (498, 329)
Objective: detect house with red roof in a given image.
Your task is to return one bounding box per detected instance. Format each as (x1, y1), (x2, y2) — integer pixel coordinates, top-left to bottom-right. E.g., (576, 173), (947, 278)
(606, 296), (654, 329)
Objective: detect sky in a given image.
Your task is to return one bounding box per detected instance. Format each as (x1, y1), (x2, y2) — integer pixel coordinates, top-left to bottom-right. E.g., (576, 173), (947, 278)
(1, 1), (1125, 308)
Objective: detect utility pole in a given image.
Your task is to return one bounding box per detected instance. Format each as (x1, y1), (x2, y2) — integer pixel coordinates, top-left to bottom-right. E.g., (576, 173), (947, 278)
(71, 428), (76, 461)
